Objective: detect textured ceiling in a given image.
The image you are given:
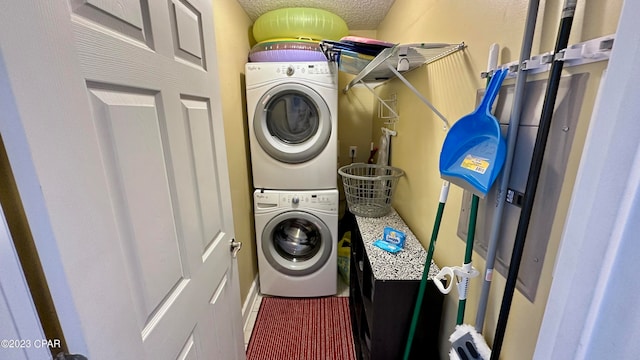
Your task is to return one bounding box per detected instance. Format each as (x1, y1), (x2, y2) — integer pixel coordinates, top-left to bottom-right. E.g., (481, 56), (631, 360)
(236, 0), (397, 30)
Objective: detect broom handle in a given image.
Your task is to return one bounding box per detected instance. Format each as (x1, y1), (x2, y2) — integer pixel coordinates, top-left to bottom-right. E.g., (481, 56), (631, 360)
(490, 1), (577, 358)
(402, 180), (449, 360)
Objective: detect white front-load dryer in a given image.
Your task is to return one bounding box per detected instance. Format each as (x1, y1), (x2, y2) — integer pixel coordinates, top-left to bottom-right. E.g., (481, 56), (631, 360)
(254, 189), (338, 297)
(246, 62), (338, 190)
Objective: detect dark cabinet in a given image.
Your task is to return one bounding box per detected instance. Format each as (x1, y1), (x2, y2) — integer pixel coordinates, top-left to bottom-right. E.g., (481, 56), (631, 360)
(348, 213), (444, 360)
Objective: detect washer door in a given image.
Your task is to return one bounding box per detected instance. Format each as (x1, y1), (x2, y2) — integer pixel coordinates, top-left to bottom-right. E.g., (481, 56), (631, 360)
(253, 83), (331, 164)
(261, 210), (332, 276)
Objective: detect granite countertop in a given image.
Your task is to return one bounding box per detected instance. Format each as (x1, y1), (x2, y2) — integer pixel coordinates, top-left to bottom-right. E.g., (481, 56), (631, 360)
(355, 208), (440, 281)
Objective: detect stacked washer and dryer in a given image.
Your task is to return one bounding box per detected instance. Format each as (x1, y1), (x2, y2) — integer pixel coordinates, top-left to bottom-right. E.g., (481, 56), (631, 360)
(246, 61), (339, 297)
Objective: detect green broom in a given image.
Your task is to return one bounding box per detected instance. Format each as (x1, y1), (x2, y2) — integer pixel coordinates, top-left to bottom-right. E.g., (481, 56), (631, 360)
(402, 180), (449, 360)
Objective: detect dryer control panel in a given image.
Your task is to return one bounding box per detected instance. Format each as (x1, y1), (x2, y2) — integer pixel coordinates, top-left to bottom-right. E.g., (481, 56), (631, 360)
(246, 62), (335, 83)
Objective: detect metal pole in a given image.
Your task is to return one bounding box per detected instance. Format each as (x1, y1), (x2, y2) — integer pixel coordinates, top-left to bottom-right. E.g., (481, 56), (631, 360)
(474, 0), (540, 333)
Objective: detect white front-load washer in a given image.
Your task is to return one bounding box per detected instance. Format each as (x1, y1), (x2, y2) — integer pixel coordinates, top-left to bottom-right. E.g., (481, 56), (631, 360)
(254, 189), (338, 297)
(246, 62), (338, 190)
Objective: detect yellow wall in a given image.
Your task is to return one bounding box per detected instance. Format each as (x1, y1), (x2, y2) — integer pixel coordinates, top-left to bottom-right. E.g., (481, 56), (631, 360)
(337, 30), (378, 212)
(373, 0), (622, 358)
(212, 0), (257, 305)
(337, 30), (378, 168)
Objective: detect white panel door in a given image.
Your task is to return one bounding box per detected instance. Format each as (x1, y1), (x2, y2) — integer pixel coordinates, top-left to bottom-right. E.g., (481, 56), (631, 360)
(0, 1), (244, 359)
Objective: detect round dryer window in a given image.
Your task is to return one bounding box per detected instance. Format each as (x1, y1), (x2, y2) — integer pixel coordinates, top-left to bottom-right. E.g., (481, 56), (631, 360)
(261, 211), (332, 276)
(254, 83), (331, 164)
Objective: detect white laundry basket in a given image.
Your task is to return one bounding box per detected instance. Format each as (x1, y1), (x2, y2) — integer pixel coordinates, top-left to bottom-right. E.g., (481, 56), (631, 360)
(338, 163), (404, 218)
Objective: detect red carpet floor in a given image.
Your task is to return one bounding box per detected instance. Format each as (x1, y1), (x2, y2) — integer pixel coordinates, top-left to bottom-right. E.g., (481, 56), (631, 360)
(246, 297), (356, 360)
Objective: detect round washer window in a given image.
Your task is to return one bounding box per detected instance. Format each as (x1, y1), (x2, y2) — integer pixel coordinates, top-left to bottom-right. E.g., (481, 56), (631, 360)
(272, 218), (321, 261)
(261, 211), (332, 276)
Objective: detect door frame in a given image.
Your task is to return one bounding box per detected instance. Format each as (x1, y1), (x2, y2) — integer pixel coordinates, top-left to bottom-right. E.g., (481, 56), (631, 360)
(534, 0), (640, 358)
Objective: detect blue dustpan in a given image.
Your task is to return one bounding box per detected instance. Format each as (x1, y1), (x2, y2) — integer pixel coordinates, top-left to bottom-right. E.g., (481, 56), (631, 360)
(439, 68), (508, 198)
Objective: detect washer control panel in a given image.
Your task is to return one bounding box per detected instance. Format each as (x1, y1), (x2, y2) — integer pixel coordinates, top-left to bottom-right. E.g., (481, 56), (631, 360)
(254, 190), (338, 212)
(280, 192), (337, 207)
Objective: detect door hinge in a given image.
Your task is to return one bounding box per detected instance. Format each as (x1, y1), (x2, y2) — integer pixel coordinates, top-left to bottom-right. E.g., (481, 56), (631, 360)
(230, 238), (242, 258)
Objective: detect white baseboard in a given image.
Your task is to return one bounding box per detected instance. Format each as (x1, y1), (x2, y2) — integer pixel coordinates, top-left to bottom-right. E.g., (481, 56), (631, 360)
(242, 275), (260, 331)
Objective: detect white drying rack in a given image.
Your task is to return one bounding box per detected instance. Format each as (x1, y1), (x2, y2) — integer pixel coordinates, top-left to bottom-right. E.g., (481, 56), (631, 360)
(341, 42), (466, 131)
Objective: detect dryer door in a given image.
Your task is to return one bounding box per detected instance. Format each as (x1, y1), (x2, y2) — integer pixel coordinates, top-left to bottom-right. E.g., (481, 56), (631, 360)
(253, 83), (331, 163)
(261, 210), (332, 276)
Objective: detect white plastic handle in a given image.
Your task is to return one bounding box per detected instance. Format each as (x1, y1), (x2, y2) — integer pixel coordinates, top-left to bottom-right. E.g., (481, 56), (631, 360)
(456, 263), (479, 300)
(433, 264), (480, 296)
(434, 267), (455, 294)
(488, 43), (500, 72)
(458, 275), (470, 300)
(439, 181), (450, 203)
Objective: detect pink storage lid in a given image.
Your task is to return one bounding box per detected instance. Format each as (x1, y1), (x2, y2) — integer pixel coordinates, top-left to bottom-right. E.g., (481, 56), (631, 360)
(340, 36), (395, 48)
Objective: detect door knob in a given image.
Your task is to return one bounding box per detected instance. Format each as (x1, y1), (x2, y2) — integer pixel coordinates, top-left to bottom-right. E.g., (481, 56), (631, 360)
(230, 239), (242, 258)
